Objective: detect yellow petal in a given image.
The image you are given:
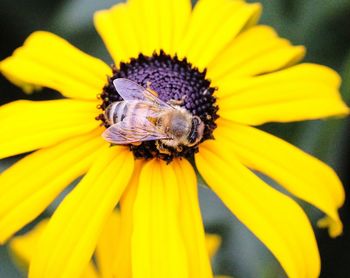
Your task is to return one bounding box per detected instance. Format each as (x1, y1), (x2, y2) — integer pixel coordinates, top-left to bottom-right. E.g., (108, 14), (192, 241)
(0, 130), (105, 243)
(205, 234), (222, 260)
(196, 139), (320, 278)
(132, 159), (189, 278)
(0, 31), (110, 100)
(178, 0), (261, 70)
(143, 0), (192, 55)
(29, 146), (134, 278)
(99, 0), (191, 58)
(96, 210), (122, 278)
(217, 64), (349, 125)
(132, 0), (162, 55)
(173, 159), (213, 278)
(94, 3), (141, 64)
(120, 0), (161, 56)
(9, 220), (48, 272)
(9, 220), (99, 278)
(207, 25), (305, 82)
(82, 265), (100, 278)
(126, 0), (192, 56)
(167, 0), (191, 55)
(216, 120), (345, 237)
(111, 160), (143, 278)
(0, 99), (99, 159)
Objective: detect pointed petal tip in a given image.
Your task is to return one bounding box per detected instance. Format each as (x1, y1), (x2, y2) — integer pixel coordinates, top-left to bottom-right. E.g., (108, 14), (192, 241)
(205, 234), (222, 259)
(249, 2), (263, 21)
(291, 45), (306, 63)
(302, 63), (342, 87)
(317, 216), (343, 238)
(325, 101), (350, 118)
(339, 104), (350, 115)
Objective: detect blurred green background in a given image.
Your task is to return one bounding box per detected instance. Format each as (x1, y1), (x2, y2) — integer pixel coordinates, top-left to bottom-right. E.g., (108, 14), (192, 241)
(0, 0), (349, 277)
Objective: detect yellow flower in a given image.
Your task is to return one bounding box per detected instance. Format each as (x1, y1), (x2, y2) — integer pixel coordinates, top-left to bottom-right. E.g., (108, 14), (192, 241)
(8, 211), (228, 278)
(0, 0), (348, 277)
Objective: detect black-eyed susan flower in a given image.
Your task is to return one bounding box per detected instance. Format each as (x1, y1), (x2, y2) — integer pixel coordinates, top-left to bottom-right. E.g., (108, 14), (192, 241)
(9, 211), (230, 278)
(0, 0), (348, 277)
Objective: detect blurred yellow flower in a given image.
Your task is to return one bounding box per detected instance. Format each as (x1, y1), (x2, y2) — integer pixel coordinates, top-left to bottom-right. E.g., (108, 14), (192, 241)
(0, 0), (348, 277)
(9, 211), (229, 278)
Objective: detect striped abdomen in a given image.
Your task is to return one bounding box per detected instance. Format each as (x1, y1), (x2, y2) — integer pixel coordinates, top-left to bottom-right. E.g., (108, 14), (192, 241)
(104, 101), (156, 125)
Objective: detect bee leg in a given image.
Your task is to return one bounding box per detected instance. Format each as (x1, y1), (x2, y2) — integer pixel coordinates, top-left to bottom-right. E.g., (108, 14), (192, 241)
(168, 95), (187, 106)
(176, 146), (183, 152)
(146, 81), (159, 97)
(156, 141), (172, 155)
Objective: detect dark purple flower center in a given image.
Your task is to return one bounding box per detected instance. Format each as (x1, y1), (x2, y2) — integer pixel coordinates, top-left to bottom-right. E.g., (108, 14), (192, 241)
(97, 51), (218, 162)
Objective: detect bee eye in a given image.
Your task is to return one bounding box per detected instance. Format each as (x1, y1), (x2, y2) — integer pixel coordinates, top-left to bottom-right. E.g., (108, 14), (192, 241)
(188, 118), (200, 144)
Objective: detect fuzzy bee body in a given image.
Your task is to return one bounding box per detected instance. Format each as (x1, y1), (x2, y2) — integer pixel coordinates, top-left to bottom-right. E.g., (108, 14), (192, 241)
(102, 78), (205, 151)
(105, 101), (155, 126)
(104, 101), (127, 125)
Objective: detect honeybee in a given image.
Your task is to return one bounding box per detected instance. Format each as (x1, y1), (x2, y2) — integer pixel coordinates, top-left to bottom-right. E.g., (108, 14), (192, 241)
(102, 78), (205, 153)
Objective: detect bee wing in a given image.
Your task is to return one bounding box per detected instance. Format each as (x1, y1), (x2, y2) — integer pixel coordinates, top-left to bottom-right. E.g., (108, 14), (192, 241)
(125, 100), (166, 119)
(113, 78), (172, 109)
(102, 116), (171, 144)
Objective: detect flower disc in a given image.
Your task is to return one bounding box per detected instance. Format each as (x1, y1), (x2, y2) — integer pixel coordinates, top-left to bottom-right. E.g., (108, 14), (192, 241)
(98, 51), (218, 161)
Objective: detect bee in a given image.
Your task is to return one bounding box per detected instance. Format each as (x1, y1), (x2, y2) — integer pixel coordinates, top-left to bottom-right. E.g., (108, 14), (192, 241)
(102, 78), (205, 154)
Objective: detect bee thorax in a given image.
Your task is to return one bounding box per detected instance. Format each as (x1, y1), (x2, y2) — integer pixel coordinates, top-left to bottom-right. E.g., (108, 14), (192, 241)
(169, 117), (190, 138)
